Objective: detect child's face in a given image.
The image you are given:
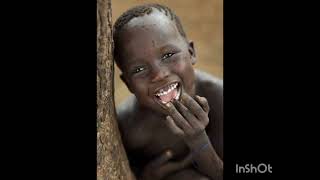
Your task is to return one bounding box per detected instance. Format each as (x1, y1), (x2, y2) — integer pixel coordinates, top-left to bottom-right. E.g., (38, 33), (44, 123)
(118, 9), (196, 114)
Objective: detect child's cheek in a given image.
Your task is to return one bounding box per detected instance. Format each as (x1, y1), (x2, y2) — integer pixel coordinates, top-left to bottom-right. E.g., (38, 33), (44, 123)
(174, 54), (193, 72)
(179, 54), (196, 93)
(173, 60), (185, 72)
(171, 54), (187, 71)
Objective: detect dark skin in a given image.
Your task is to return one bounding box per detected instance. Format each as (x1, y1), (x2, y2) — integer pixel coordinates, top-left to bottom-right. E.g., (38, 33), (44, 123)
(116, 8), (223, 180)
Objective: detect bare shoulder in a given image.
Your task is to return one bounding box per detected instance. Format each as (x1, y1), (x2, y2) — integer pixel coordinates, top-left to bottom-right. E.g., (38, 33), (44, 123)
(195, 69), (223, 125)
(116, 95), (146, 174)
(195, 69), (223, 91)
(195, 69), (223, 159)
(116, 95), (139, 147)
(195, 69), (223, 103)
(116, 95), (152, 150)
(116, 95), (138, 126)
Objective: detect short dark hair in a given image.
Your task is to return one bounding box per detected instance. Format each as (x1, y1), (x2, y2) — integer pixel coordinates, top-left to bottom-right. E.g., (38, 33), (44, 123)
(113, 3), (187, 71)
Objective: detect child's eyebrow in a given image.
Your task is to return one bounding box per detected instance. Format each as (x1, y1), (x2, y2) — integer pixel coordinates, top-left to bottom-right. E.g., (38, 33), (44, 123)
(125, 58), (145, 69)
(159, 44), (179, 52)
(126, 60), (141, 67)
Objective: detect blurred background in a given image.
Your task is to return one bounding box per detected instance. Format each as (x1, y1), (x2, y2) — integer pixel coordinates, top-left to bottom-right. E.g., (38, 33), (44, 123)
(112, 0), (223, 107)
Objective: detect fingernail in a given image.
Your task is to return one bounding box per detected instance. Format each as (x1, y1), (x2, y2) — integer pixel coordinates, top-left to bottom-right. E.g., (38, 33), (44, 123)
(180, 94), (185, 102)
(166, 150), (172, 157)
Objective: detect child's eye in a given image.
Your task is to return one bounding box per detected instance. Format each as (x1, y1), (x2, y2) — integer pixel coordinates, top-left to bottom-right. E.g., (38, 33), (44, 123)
(161, 53), (174, 60)
(133, 67), (145, 74)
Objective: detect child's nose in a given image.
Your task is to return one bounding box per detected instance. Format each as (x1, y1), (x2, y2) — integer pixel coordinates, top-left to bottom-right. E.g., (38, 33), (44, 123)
(150, 65), (169, 83)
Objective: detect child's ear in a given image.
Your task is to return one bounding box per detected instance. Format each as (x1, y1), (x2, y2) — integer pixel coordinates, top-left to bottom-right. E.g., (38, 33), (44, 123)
(188, 40), (197, 65)
(120, 74), (133, 93)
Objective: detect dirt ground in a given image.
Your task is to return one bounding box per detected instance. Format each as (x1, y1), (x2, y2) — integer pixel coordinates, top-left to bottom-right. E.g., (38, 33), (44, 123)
(112, 0), (223, 106)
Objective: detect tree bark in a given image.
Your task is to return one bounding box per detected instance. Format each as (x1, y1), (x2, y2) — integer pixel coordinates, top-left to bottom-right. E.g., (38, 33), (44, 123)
(97, 0), (135, 179)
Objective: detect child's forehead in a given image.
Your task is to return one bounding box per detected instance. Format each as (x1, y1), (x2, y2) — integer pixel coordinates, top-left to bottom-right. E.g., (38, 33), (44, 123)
(125, 8), (174, 30)
(119, 9), (183, 49)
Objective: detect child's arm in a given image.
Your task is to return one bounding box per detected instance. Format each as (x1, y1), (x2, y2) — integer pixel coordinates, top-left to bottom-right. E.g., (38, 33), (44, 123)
(164, 93), (223, 180)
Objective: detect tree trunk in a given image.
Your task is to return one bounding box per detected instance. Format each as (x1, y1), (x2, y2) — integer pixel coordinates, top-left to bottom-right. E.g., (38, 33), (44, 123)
(97, 0), (135, 179)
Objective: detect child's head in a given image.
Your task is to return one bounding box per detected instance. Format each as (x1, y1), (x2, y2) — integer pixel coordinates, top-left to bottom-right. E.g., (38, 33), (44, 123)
(113, 4), (197, 113)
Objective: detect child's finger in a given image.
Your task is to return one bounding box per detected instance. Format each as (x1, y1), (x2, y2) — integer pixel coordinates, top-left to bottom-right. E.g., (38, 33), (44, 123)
(181, 93), (207, 121)
(180, 153), (193, 168)
(158, 153), (193, 175)
(165, 116), (184, 137)
(195, 95), (210, 113)
(173, 101), (200, 129)
(148, 149), (173, 168)
(166, 102), (192, 134)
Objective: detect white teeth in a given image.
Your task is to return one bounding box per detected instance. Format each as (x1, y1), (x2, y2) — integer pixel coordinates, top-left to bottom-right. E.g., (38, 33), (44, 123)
(155, 83), (179, 97)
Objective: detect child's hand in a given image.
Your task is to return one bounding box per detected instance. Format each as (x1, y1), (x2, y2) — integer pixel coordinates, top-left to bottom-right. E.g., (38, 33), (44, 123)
(140, 150), (192, 180)
(164, 93), (210, 148)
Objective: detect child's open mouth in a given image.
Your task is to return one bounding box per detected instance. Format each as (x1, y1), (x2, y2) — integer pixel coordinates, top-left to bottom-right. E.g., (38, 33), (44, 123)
(154, 82), (181, 104)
